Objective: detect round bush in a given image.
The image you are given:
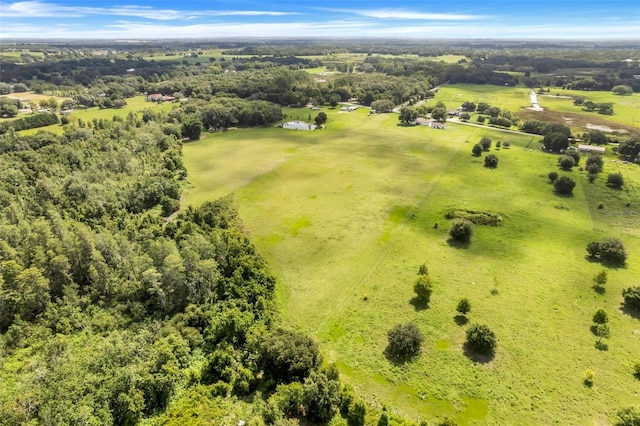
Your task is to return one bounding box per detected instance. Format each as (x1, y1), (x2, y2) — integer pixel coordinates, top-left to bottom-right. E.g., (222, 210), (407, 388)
(548, 171), (558, 182)
(465, 324), (497, 354)
(386, 322), (423, 359)
(558, 155), (575, 170)
(554, 176), (576, 195)
(457, 298), (471, 315)
(449, 219), (473, 242)
(484, 154), (499, 168)
(623, 286), (640, 311)
(607, 173), (624, 188)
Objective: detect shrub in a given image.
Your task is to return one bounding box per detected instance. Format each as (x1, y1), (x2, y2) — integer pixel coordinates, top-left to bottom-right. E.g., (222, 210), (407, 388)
(548, 171), (558, 182)
(456, 298), (471, 315)
(417, 263), (428, 275)
(465, 324), (496, 354)
(589, 173), (597, 183)
(607, 173), (624, 188)
(480, 137), (492, 151)
(616, 407), (640, 426)
(585, 154), (604, 173)
(566, 150), (581, 165)
(496, 141), (502, 148)
(595, 238), (627, 264)
(472, 143), (483, 156)
(583, 369), (595, 387)
(302, 371), (340, 423)
(484, 154), (499, 168)
(476, 115), (485, 123)
(554, 176), (576, 195)
(558, 155), (576, 170)
(623, 287), (640, 311)
(386, 322), (423, 359)
(593, 309), (608, 325)
(413, 274), (433, 303)
(502, 141), (511, 149)
(347, 400), (366, 426)
(593, 270), (607, 288)
(449, 219), (473, 242)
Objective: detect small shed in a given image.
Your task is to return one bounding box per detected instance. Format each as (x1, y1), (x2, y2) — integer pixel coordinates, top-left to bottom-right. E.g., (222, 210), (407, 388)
(577, 144), (605, 154)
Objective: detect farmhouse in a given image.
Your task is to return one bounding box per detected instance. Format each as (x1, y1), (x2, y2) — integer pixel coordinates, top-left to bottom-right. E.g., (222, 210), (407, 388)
(340, 106), (358, 112)
(283, 121), (316, 131)
(577, 144), (606, 154)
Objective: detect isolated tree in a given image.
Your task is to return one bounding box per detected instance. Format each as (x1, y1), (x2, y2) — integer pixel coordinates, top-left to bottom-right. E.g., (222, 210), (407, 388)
(612, 85), (633, 95)
(622, 287), (640, 311)
(449, 219), (472, 242)
(460, 112), (471, 121)
(548, 171), (558, 182)
(456, 298), (471, 316)
(413, 274), (433, 304)
(558, 155), (575, 170)
(472, 143), (483, 156)
(399, 107), (418, 124)
(386, 322), (423, 359)
(554, 176), (576, 195)
(314, 112), (327, 125)
(480, 137), (492, 151)
(465, 324), (496, 354)
(586, 238), (626, 264)
(593, 270), (607, 289)
(593, 309), (608, 325)
(484, 154), (499, 168)
(585, 154), (604, 173)
(607, 173), (624, 188)
(417, 263), (428, 275)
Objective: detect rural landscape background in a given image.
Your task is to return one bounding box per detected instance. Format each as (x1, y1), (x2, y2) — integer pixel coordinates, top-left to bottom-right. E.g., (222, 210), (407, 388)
(1, 1), (639, 425)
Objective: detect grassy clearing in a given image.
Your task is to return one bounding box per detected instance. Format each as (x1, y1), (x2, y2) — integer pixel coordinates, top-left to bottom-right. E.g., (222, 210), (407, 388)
(18, 96), (174, 136)
(433, 84), (640, 135)
(183, 105), (640, 424)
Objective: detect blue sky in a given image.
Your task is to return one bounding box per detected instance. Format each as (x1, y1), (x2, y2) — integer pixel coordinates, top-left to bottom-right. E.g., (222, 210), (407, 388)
(1, 0), (639, 39)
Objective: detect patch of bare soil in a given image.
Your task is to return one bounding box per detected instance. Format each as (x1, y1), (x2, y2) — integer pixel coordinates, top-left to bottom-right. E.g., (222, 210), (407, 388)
(517, 109), (639, 134)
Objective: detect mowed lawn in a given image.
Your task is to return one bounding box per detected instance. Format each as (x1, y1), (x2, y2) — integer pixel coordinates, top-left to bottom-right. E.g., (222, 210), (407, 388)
(182, 107), (640, 425)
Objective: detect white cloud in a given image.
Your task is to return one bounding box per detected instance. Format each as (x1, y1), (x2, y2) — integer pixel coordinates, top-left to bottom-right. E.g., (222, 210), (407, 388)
(0, 1), (299, 21)
(319, 8), (484, 20)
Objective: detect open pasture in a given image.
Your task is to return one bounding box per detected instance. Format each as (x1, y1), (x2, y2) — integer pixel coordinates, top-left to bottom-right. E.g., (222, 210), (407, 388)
(18, 95), (174, 136)
(183, 106), (640, 424)
(433, 84), (640, 134)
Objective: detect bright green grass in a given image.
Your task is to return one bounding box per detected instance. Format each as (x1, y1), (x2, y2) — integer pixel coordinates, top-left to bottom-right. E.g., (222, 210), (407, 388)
(539, 89), (640, 128)
(433, 84), (532, 112)
(183, 108), (640, 424)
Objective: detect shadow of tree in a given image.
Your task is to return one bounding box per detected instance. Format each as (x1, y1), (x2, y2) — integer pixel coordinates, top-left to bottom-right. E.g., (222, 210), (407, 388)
(409, 297), (429, 311)
(447, 238), (470, 249)
(595, 341), (609, 351)
(383, 346), (419, 366)
(592, 285), (606, 295)
(454, 315), (469, 326)
(620, 303), (640, 320)
(462, 342), (495, 364)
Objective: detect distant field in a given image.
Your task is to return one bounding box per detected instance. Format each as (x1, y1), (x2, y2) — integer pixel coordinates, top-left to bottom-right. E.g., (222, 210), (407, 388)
(18, 95), (174, 136)
(183, 105), (640, 424)
(432, 84), (640, 134)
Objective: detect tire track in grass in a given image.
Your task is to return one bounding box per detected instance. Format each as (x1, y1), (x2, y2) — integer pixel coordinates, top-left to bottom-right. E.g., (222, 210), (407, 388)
(313, 127), (476, 334)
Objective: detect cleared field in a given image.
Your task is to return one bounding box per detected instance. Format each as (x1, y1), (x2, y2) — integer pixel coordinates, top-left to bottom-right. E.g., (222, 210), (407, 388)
(18, 95), (174, 136)
(433, 84), (640, 135)
(183, 106), (640, 424)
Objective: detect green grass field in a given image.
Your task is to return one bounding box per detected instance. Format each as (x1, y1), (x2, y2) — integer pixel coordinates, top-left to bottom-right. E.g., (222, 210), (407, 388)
(182, 104), (640, 424)
(18, 95), (174, 136)
(432, 84), (640, 134)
